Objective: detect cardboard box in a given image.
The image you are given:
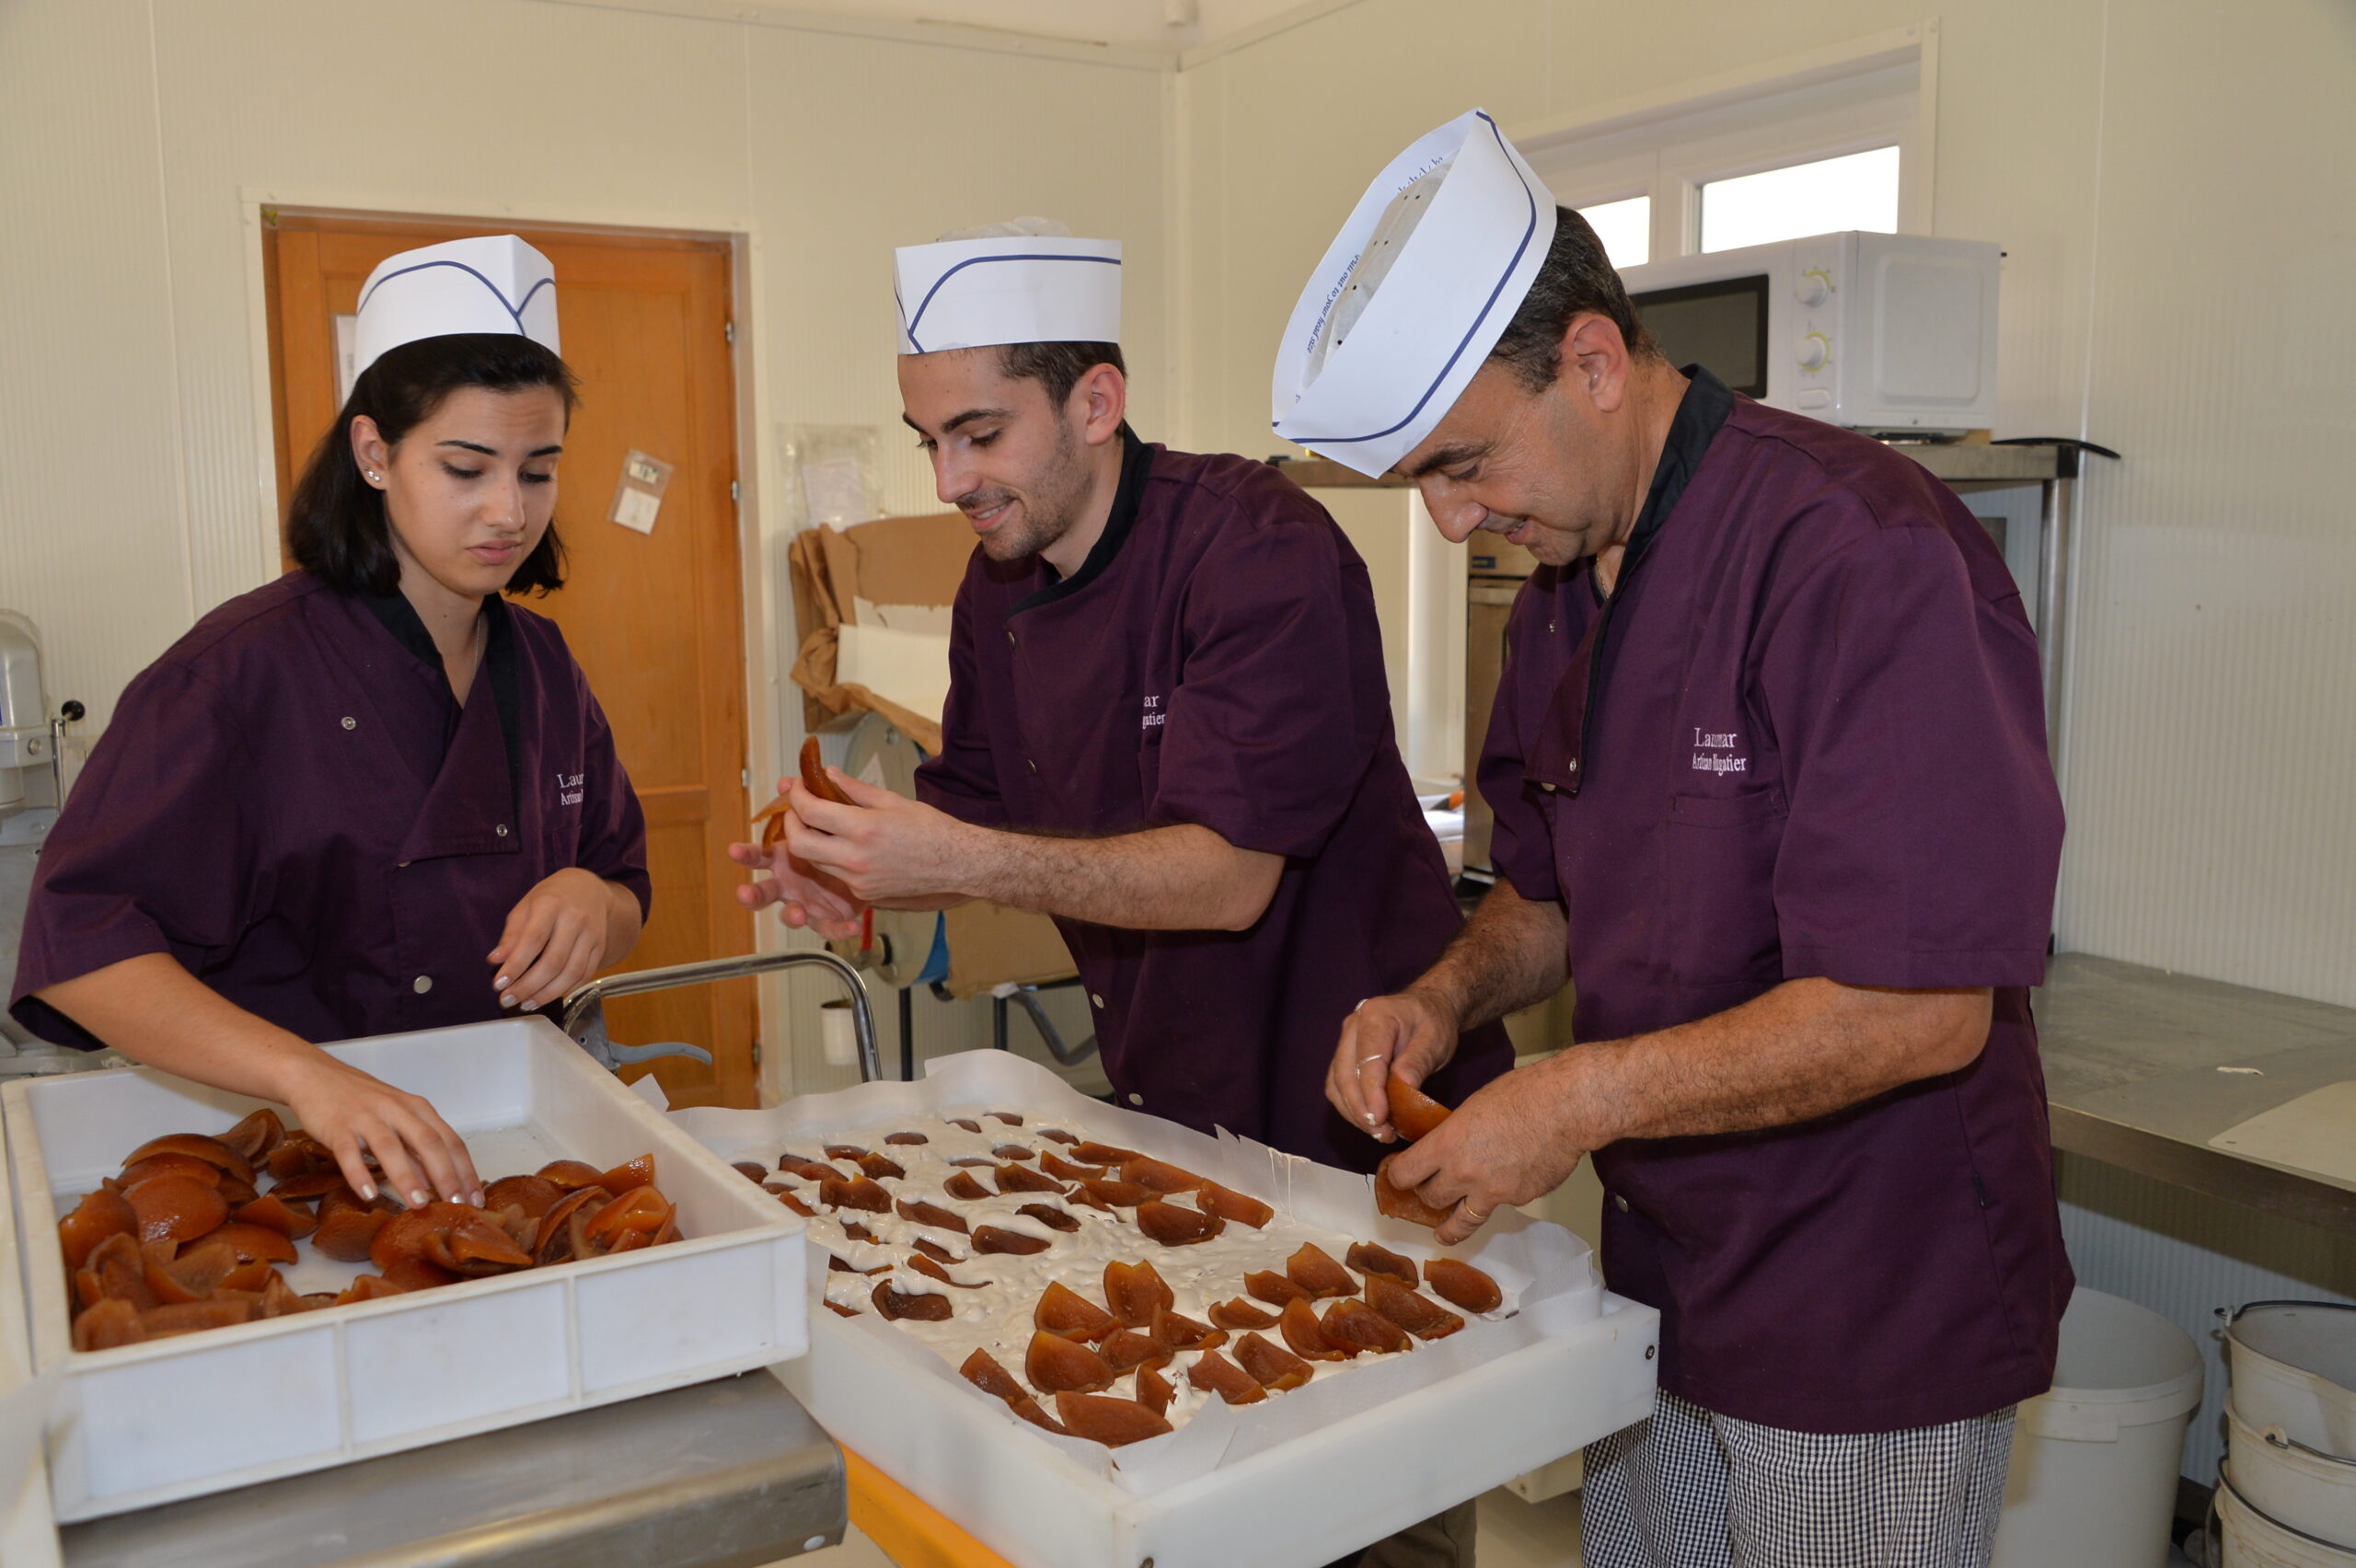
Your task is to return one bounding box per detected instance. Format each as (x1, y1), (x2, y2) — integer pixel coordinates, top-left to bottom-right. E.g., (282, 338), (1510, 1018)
(788, 512), (975, 754)
(785, 514), (1076, 995)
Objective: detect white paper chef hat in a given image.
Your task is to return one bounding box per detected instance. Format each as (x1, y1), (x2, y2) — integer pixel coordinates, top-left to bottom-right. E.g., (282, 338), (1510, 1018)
(1271, 110), (1557, 478)
(894, 218), (1122, 355)
(352, 236), (560, 380)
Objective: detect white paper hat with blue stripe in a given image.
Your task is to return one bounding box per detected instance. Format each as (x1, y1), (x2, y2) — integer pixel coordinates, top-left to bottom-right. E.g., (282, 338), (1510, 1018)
(1272, 110), (1558, 478)
(895, 218), (1122, 355)
(352, 236), (560, 380)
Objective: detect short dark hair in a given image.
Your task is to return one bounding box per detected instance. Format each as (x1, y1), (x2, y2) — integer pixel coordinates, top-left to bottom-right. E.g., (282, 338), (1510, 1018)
(1485, 206), (1661, 393)
(996, 340), (1126, 408)
(286, 333), (580, 597)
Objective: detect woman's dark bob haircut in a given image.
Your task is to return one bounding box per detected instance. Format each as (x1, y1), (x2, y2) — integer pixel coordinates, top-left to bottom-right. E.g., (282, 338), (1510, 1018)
(286, 332), (581, 597)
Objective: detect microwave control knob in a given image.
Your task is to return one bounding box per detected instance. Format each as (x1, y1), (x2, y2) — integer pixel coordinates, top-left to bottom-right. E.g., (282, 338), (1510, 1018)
(1796, 269), (1832, 307)
(1796, 331), (1831, 372)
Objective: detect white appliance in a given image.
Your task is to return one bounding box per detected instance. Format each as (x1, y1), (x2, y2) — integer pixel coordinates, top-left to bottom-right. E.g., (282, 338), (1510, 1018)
(1618, 231), (2000, 435)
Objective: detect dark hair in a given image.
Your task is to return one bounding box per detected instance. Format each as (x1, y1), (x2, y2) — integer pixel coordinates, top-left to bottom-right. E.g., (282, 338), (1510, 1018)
(286, 333), (580, 596)
(996, 340), (1126, 408)
(1485, 206), (1662, 393)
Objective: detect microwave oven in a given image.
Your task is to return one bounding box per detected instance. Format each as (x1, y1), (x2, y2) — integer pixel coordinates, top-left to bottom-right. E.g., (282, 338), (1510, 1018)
(1617, 231), (2000, 435)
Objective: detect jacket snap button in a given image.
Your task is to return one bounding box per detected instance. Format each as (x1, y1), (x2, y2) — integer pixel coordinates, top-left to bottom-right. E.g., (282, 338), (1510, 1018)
(1091, 993), (1104, 1008)
(1613, 1193), (1630, 1213)
(1126, 1092), (1143, 1106)
(1006, 629), (1016, 646)
(1569, 759), (1580, 772)
(341, 717), (356, 731)
(413, 975), (433, 995)
(1026, 758), (1037, 774)
(495, 824), (509, 837)
(1541, 781), (1557, 793)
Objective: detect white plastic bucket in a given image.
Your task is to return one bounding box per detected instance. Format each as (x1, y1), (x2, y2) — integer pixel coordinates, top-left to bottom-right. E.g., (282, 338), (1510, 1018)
(1992, 1287), (2206, 1568)
(2229, 1304), (2356, 1459)
(2219, 1468), (2356, 1568)
(2228, 1401), (2356, 1551)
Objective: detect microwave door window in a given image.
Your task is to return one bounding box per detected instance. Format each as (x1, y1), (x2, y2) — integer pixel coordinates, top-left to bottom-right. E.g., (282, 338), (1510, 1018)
(1631, 275), (1770, 398)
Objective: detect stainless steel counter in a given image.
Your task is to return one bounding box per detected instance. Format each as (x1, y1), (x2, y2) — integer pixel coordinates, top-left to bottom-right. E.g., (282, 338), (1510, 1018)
(2037, 952), (2356, 1234)
(57, 1371), (844, 1568)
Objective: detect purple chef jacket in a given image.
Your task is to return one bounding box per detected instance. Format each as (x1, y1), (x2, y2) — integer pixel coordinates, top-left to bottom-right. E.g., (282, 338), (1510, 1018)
(1482, 370), (2069, 1433)
(10, 570), (649, 1048)
(917, 432), (1512, 1171)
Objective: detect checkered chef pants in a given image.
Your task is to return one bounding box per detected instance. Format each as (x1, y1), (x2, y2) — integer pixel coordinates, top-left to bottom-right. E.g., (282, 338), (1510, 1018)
(1580, 1389), (2017, 1568)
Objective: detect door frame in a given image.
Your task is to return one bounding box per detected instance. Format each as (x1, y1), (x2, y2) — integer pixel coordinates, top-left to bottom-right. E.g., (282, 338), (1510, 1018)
(236, 186), (801, 1097)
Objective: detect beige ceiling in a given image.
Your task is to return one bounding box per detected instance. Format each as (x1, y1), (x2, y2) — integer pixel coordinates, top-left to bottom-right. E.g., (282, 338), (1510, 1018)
(733, 0), (1315, 52)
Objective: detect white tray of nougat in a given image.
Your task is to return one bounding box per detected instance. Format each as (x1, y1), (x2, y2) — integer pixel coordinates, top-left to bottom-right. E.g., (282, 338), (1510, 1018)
(668, 1051), (1658, 1568)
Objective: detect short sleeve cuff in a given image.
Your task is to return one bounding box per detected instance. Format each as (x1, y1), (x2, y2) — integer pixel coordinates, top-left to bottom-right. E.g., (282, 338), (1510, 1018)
(1782, 942), (2050, 990)
(1486, 801), (1561, 905)
(916, 778), (1010, 829)
(1148, 797), (1330, 861)
(7, 920), (180, 1051)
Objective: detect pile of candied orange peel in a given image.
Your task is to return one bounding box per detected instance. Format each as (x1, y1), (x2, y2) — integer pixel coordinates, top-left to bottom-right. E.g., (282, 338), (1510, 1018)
(61, 1110), (679, 1352)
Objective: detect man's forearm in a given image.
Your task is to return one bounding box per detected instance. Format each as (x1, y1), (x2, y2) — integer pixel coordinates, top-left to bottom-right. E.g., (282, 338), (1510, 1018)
(1407, 876), (1569, 1031)
(961, 823), (1281, 932)
(1564, 978), (1993, 1144)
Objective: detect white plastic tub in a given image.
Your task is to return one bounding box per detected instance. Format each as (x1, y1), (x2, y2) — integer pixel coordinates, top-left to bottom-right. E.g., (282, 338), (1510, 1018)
(1992, 1287), (2205, 1568)
(2221, 1468), (2356, 1568)
(2228, 1399), (2356, 1550)
(674, 1050), (1661, 1568)
(4, 1017), (806, 1522)
(2231, 1304), (2356, 1459)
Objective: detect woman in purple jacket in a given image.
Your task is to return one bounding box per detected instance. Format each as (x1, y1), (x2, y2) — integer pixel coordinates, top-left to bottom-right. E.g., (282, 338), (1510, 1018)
(11, 237), (650, 1212)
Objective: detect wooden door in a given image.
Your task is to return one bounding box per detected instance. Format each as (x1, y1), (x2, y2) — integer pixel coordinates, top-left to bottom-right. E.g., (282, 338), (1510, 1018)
(264, 213), (756, 1107)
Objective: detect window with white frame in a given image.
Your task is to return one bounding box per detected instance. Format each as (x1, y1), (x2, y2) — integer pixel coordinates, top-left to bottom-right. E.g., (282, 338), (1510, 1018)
(1527, 31), (1934, 270)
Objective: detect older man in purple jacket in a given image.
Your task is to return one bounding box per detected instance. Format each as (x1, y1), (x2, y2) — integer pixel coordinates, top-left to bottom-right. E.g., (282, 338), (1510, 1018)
(1287, 112), (2069, 1568)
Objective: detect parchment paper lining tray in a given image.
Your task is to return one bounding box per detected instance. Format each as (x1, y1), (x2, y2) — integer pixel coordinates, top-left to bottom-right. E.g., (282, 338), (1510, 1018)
(6, 1017), (807, 1522)
(672, 1051), (1659, 1568)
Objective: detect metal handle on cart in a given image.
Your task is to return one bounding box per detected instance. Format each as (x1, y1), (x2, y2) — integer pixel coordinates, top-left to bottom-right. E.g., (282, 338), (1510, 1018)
(560, 950), (884, 1084)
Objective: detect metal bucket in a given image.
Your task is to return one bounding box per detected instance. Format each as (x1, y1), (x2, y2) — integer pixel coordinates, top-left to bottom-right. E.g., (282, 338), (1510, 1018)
(2228, 1304), (2356, 1459)
(2219, 1467), (2356, 1568)
(2228, 1400), (2356, 1550)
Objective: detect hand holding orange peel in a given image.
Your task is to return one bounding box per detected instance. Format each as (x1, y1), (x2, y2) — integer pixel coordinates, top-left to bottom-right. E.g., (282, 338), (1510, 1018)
(753, 736), (856, 847)
(1372, 1074), (1456, 1228)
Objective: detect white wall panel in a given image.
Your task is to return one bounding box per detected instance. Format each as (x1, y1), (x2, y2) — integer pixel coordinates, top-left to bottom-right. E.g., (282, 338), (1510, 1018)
(0, 1), (191, 730)
(2059, 0), (2356, 1005)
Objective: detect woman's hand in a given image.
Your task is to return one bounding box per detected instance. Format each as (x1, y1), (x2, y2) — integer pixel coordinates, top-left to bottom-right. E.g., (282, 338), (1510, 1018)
(37, 953), (482, 1206)
(489, 868), (624, 1012)
(273, 1048), (482, 1207)
(728, 788), (868, 939)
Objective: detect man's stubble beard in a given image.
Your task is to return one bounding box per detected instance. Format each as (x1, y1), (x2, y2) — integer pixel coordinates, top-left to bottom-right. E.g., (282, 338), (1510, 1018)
(976, 417), (1091, 564)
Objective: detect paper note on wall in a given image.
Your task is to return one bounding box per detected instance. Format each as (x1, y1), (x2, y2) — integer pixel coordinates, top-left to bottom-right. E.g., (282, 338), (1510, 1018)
(609, 450), (674, 535)
(803, 456), (872, 530)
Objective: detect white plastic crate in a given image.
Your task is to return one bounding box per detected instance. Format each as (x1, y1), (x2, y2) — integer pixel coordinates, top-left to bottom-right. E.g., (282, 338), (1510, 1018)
(4, 1016), (806, 1522)
(675, 1051), (1660, 1568)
